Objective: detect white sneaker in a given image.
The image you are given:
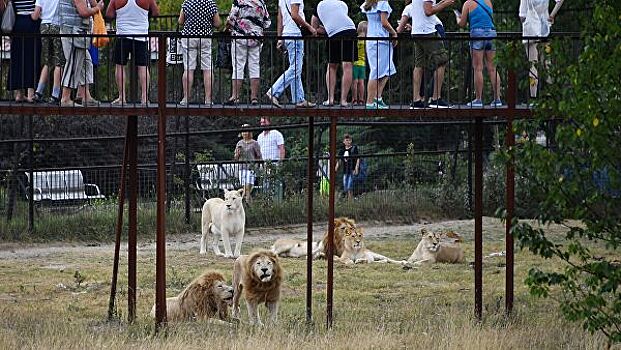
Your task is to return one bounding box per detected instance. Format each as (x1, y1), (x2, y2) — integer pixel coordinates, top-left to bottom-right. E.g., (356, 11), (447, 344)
(466, 99), (483, 108)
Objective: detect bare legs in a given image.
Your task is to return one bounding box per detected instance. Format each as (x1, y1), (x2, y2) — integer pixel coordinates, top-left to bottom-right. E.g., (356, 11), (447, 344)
(412, 65), (445, 102)
(182, 69), (212, 104)
(472, 50), (501, 101)
(115, 65), (150, 104)
(365, 76), (388, 104)
(325, 62), (353, 105)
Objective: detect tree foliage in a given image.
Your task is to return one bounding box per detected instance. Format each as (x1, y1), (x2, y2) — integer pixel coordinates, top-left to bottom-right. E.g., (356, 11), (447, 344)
(500, 0), (621, 344)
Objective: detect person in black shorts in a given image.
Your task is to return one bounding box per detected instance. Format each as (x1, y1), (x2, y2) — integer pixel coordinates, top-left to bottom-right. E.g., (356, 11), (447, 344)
(311, 0), (357, 107)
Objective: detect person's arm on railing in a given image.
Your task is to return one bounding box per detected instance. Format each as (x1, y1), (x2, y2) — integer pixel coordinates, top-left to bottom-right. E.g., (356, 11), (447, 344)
(213, 12), (222, 29)
(31, 3), (42, 20)
(380, 12), (397, 47)
(311, 15), (326, 35)
(396, 13), (410, 34)
(278, 144), (285, 161)
(290, 3), (317, 36)
(549, 0), (564, 24)
(105, 0), (116, 19)
(424, 0), (454, 16)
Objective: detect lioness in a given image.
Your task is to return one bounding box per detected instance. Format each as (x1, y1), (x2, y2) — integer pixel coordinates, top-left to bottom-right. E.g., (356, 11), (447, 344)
(200, 188), (245, 258)
(408, 229), (465, 265)
(232, 250), (282, 326)
(320, 217), (356, 258)
(336, 228), (409, 266)
(149, 270), (234, 323)
(271, 238), (324, 259)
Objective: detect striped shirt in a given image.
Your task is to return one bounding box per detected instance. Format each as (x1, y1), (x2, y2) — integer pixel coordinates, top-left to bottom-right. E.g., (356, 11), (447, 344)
(257, 130), (284, 161)
(14, 0), (36, 13)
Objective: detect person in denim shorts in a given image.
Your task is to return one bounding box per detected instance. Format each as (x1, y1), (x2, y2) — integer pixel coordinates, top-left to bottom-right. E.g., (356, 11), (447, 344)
(32, 0), (65, 104)
(456, 0), (502, 107)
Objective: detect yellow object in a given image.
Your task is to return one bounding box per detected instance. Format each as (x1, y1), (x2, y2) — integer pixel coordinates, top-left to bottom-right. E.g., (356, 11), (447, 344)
(319, 178), (330, 196)
(92, 12), (109, 48)
(354, 40), (365, 67)
(593, 118), (600, 127)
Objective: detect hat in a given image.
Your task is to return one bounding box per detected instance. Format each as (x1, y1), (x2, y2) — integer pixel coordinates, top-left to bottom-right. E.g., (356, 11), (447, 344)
(239, 124), (252, 137)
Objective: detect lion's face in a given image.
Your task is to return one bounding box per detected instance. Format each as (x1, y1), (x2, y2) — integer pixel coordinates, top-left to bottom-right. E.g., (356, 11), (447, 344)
(223, 188), (244, 211)
(212, 280), (234, 305)
(252, 255), (277, 282)
(335, 218), (356, 238)
(420, 229), (440, 252)
(343, 228), (365, 251)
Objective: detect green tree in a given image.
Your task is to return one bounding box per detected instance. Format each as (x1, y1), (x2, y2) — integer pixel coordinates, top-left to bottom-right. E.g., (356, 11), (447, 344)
(501, 0), (621, 345)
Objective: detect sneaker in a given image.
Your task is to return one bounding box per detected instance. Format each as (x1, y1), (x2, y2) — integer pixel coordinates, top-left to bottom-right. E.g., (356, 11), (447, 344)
(265, 90), (281, 108)
(374, 98), (388, 108)
(409, 100), (426, 109)
(489, 99), (504, 108)
(179, 98), (188, 106)
(111, 98), (125, 106)
(429, 99), (451, 108)
(466, 99), (483, 108)
(48, 96), (60, 106)
(365, 102), (388, 110)
(33, 92), (45, 104)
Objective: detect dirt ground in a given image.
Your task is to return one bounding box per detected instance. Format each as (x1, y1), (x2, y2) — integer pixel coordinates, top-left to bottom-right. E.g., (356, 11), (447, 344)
(0, 217), (515, 260)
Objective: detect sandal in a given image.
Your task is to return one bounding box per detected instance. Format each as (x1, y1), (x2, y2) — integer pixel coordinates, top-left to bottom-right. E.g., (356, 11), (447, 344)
(250, 98), (259, 105)
(225, 97), (239, 105)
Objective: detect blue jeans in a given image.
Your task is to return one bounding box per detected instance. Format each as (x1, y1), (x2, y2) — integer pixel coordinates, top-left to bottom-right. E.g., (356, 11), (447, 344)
(343, 173), (354, 192)
(271, 39), (305, 103)
(470, 28), (497, 51)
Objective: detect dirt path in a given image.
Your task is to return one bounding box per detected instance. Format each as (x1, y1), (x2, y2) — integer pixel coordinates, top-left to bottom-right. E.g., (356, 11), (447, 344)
(0, 217), (509, 260)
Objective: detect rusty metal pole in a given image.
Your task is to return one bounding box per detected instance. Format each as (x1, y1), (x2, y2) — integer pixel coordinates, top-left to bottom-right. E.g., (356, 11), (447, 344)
(306, 116), (314, 323)
(127, 114), (138, 323)
(505, 71), (517, 315)
(108, 136), (128, 321)
(155, 34), (168, 331)
(326, 114), (337, 329)
(474, 115), (483, 321)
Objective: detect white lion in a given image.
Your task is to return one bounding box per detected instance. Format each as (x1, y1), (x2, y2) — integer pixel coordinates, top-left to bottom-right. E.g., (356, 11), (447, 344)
(200, 188), (245, 258)
(271, 238), (324, 259)
(408, 229), (465, 265)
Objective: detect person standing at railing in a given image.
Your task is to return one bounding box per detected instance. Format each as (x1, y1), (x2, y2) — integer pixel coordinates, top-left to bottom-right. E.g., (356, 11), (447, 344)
(7, 0), (41, 103)
(234, 123), (262, 204)
(360, 0), (397, 110)
(519, 0), (564, 103)
(106, 0), (159, 105)
(31, 0), (64, 105)
(265, 0), (316, 108)
(351, 20), (367, 106)
(455, 0), (503, 107)
(225, 0), (271, 105)
(59, 0), (104, 107)
(257, 116), (285, 201)
(409, 0), (452, 109)
(178, 0), (221, 105)
(310, 0), (356, 107)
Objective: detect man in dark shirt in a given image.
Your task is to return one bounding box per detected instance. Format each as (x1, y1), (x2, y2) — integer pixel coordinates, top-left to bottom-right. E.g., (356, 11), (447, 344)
(335, 133), (360, 200)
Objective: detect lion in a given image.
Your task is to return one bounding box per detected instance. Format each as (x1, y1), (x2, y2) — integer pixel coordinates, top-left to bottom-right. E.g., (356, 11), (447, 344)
(200, 188), (245, 258)
(231, 250), (283, 326)
(271, 238), (324, 259)
(407, 229), (465, 265)
(319, 217), (357, 258)
(149, 270), (234, 323)
(335, 227), (409, 266)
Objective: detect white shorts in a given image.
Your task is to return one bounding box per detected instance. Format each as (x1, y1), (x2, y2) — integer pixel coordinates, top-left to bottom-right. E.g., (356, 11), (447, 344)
(181, 37), (212, 71)
(231, 39), (261, 80)
(238, 169), (256, 186)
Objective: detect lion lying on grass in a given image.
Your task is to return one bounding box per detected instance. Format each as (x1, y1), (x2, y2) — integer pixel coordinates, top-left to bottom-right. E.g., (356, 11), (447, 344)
(150, 270), (234, 323)
(335, 227), (409, 266)
(232, 250), (282, 326)
(271, 238), (323, 259)
(200, 188), (245, 258)
(408, 229), (464, 265)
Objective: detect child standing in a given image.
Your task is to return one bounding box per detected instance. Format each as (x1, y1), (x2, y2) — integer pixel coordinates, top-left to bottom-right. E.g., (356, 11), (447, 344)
(351, 21), (367, 105)
(32, 0), (64, 105)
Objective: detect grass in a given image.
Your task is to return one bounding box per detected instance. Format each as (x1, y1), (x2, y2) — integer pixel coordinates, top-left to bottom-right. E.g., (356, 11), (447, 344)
(0, 219), (615, 349)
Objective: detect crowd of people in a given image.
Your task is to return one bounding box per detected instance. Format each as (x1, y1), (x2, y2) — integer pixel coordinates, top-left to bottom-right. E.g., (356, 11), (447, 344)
(0, 0), (564, 108)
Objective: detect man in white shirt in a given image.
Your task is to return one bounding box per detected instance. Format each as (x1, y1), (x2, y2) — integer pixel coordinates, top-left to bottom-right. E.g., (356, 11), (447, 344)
(409, 0), (453, 109)
(257, 117), (285, 200)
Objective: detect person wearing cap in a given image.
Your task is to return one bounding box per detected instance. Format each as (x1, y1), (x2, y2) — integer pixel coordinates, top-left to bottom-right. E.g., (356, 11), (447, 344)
(234, 123), (262, 203)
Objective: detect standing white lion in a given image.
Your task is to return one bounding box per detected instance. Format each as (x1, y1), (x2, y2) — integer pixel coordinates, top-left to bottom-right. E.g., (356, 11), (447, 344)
(200, 188), (245, 258)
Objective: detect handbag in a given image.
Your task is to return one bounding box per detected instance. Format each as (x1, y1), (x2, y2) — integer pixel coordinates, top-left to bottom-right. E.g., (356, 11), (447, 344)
(92, 12), (109, 48)
(215, 34), (232, 70)
(1, 0), (15, 34)
(166, 26), (183, 65)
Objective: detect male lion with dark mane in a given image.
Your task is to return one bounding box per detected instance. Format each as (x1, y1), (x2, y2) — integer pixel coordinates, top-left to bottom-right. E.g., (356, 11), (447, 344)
(320, 217), (357, 257)
(150, 270), (234, 323)
(232, 250), (283, 326)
